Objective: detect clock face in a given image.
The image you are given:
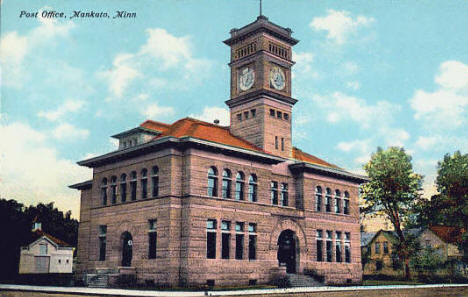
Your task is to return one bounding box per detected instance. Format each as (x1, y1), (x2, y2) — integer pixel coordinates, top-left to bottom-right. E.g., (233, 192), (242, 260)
(239, 67), (255, 91)
(270, 66), (286, 90)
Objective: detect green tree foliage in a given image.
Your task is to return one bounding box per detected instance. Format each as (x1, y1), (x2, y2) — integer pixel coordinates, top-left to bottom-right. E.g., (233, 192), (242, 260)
(0, 199), (78, 281)
(361, 147), (423, 278)
(434, 151), (468, 262)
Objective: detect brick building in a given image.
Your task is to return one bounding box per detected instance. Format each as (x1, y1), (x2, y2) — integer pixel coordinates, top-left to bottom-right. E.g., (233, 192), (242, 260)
(71, 15), (367, 287)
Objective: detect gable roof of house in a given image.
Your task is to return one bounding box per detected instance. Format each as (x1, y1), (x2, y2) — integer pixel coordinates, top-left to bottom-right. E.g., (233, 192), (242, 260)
(27, 230), (71, 248)
(140, 117), (339, 169)
(429, 226), (465, 244)
(361, 232), (376, 247)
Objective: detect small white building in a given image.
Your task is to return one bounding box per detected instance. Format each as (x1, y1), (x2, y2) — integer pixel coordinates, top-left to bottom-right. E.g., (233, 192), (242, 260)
(19, 222), (74, 274)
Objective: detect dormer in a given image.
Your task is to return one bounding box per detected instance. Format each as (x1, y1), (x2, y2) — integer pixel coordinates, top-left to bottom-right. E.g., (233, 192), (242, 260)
(111, 127), (161, 150)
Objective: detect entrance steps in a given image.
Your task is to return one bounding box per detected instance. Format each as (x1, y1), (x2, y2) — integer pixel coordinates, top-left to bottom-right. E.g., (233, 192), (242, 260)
(86, 274), (108, 288)
(287, 273), (324, 287)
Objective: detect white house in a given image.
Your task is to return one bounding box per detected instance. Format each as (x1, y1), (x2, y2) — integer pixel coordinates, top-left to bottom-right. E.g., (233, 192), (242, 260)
(19, 222), (74, 274)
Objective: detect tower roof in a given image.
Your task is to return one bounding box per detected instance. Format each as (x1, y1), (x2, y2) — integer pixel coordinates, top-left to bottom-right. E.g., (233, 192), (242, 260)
(224, 15), (299, 46)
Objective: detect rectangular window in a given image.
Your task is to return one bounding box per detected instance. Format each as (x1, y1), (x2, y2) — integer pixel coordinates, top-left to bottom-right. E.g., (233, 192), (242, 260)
(206, 220), (217, 259)
(142, 178), (148, 199)
(316, 230), (323, 262)
(111, 185), (117, 204)
(280, 183), (288, 206)
(271, 181), (278, 205)
(221, 220), (231, 231)
(130, 181), (137, 201)
(275, 136), (279, 149)
(101, 187), (107, 206)
(235, 180), (244, 200)
(248, 223), (257, 260)
(236, 234), (244, 260)
(335, 231), (342, 262)
(222, 178), (231, 199)
(39, 244), (48, 255)
(237, 113), (242, 122)
(326, 195), (331, 212)
(251, 109), (256, 117)
(326, 230), (332, 262)
(281, 137), (284, 151)
(383, 241), (389, 254)
(284, 113), (289, 121)
(235, 222), (244, 232)
(277, 111), (282, 119)
(248, 235), (256, 260)
(244, 111), (249, 119)
(375, 242), (381, 254)
(344, 199), (349, 215)
(270, 109), (275, 116)
(335, 197), (340, 213)
(152, 176), (159, 197)
(99, 225), (107, 261)
(316, 194), (322, 212)
(222, 233), (230, 259)
(148, 219), (157, 259)
(120, 183), (127, 202)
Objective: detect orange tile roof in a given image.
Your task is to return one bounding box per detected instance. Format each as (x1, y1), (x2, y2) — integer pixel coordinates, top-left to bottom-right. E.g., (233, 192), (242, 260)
(142, 118), (265, 153)
(429, 226), (465, 244)
(292, 147), (340, 169)
(31, 230), (71, 247)
(140, 118), (338, 169)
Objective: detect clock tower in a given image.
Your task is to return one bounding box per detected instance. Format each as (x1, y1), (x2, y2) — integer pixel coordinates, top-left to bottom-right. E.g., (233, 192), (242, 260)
(224, 15), (299, 158)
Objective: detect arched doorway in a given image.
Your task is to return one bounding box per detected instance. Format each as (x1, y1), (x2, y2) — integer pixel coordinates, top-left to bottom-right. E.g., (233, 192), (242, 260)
(277, 229), (298, 273)
(121, 231), (133, 267)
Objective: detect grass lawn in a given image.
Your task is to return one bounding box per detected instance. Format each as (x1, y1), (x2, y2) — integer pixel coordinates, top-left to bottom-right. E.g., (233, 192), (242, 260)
(363, 279), (425, 286)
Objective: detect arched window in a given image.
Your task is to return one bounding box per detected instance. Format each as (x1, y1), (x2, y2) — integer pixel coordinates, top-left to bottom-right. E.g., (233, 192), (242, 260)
(335, 190), (341, 213)
(101, 178), (108, 206)
(151, 166), (159, 197)
(207, 167), (218, 197)
(110, 176), (117, 204)
(344, 191), (350, 215)
(130, 171), (137, 201)
(235, 172), (245, 201)
(248, 174), (257, 202)
(222, 169), (232, 198)
(315, 186), (322, 212)
(325, 188), (332, 212)
(141, 168), (148, 199)
(120, 174), (127, 203)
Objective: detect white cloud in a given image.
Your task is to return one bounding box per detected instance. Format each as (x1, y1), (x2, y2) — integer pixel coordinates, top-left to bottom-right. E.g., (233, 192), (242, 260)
(312, 92), (400, 129)
(435, 60), (468, 90)
(342, 61), (359, 75)
(409, 60), (468, 129)
(190, 107), (230, 126)
(99, 28), (211, 99)
(0, 8), (74, 88)
(98, 53), (142, 98)
(381, 127), (410, 147)
(52, 123), (89, 140)
(0, 122), (90, 217)
(132, 93), (149, 101)
(414, 135), (468, 151)
(141, 102), (175, 119)
(346, 81), (360, 90)
(337, 139), (372, 165)
(310, 9), (374, 44)
(292, 51), (318, 79)
(38, 99), (85, 121)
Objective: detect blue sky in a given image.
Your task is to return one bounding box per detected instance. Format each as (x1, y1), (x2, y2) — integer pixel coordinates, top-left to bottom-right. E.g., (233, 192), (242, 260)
(1, 0), (467, 218)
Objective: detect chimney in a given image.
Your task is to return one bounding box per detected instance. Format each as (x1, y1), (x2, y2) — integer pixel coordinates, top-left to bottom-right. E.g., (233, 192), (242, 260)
(32, 216), (42, 231)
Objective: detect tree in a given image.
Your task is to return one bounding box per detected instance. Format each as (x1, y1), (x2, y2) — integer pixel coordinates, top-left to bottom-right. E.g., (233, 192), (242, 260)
(361, 147), (423, 279)
(434, 151), (468, 262)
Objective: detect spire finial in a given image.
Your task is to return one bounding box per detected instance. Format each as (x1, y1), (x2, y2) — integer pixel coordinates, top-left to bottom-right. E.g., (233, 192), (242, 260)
(259, 0), (262, 16)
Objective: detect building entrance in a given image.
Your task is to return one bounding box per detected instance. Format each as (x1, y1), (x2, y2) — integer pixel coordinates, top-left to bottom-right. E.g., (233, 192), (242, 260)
(121, 232), (133, 267)
(277, 229), (297, 273)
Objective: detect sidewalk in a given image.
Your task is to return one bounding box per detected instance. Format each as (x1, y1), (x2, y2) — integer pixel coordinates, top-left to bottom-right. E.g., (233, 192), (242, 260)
(1, 283), (468, 297)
